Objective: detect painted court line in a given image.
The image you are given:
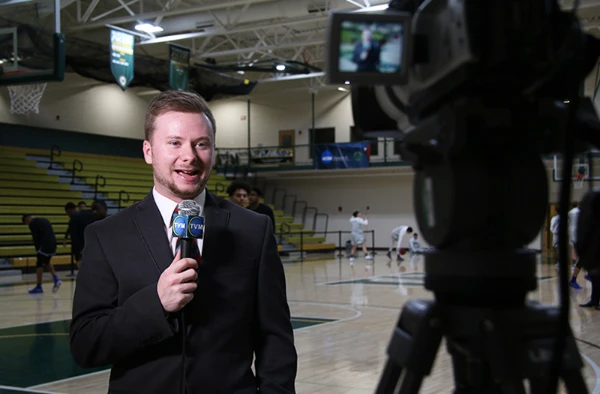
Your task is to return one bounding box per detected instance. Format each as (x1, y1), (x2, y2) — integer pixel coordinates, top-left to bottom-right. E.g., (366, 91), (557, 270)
(289, 301), (362, 332)
(0, 385), (63, 394)
(27, 370), (109, 391)
(581, 353), (600, 394)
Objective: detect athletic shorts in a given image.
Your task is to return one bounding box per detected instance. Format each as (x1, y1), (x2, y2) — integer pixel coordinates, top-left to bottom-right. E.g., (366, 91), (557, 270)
(36, 253), (52, 268)
(351, 232), (365, 246)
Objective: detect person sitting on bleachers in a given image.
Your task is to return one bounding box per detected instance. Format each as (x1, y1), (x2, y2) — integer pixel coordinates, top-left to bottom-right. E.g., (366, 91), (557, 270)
(22, 214), (62, 294)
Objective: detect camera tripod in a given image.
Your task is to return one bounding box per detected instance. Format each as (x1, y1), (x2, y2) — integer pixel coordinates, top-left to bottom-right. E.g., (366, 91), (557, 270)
(375, 250), (589, 394)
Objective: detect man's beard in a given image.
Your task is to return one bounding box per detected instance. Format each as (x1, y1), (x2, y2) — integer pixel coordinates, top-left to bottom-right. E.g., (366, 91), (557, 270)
(154, 170), (207, 199)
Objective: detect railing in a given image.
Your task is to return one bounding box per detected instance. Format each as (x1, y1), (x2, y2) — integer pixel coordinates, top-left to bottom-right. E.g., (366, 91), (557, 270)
(271, 188), (286, 210)
(279, 222), (291, 245)
(48, 144), (61, 169)
(70, 159), (83, 184)
(94, 175), (105, 200)
(302, 206), (318, 228)
(314, 212), (329, 233)
(282, 194), (296, 217)
(118, 190), (130, 211)
(285, 229), (377, 266)
(214, 139), (408, 173)
(292, 200), (307, 219)
(214, 181), (226, 195)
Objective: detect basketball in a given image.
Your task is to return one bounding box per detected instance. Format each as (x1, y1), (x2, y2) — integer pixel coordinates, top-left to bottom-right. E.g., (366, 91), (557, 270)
(399, 248), (408, 255)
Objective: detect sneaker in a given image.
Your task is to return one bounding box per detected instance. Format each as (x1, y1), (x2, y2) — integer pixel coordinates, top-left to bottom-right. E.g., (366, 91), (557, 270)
(365, 255), (373, 260)
(569, 279), (583, 289)
(52, 279), (62, 293)
(396, 254), (404, 262)
(585, 274), (592, 282)
(29, 285), (43, 294)
(386, 251), (391, 259)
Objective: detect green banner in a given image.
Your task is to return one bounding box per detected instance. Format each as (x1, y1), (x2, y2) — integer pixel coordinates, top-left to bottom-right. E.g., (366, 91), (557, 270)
(110, 29), (134, 91)
(169, 45), (190, 90)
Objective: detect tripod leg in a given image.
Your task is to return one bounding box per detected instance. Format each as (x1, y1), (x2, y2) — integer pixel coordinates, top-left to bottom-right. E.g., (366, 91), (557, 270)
(375, 300), (443, 394)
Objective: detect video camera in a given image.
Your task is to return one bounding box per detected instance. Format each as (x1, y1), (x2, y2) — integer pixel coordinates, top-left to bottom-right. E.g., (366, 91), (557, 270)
(326, 1), (600, 393)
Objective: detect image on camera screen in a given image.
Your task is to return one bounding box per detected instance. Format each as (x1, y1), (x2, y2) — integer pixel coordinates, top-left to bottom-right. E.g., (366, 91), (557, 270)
(338, 20), (404, 74)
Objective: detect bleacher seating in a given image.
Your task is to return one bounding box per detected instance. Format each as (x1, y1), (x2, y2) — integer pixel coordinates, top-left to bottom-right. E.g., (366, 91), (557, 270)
(0, 145), (335, 271)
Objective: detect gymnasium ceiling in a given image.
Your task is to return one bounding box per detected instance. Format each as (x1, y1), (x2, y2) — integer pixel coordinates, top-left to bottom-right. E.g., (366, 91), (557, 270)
(0, 0), (599, 96)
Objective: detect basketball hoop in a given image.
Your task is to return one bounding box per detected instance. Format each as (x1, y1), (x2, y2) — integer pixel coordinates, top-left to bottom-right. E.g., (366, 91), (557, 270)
(2, 70), (47, 115)
(7, 82), (47, 115)
(573, 173), (585, 189)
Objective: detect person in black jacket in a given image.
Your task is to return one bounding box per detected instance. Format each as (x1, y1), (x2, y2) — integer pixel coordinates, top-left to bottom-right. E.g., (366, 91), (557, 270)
(70, 90), (297, 393)
(22, 215), (62, 294)
(576, 191), (600, 309)
(248, 187), (276, 232)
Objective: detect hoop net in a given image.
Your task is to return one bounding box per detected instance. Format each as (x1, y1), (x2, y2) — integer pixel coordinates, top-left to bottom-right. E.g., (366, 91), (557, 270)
(7, 82), (47, 115)
(573, 173), (585, 189)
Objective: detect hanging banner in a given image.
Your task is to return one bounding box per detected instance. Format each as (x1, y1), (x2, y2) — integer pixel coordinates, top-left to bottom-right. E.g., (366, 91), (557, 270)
(169, 45), (190, 91)
(110, 29), (134, 91)
(314, 142), (370, 170)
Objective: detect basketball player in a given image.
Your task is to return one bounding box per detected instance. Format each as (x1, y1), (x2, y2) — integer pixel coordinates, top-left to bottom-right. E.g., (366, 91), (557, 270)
(386, 225), (413, 262)
(22, 214), (62, 294)
(349, 211), (372, 264)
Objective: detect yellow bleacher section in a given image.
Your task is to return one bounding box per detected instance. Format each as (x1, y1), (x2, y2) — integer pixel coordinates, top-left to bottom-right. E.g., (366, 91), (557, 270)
(0, 145), (335, 270)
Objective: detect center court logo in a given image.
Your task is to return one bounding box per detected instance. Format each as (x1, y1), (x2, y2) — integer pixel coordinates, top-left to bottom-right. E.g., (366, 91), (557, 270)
(321, 149), (333, 164)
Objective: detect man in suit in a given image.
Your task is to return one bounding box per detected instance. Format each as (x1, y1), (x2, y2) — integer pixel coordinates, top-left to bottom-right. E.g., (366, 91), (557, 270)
(70, 90), (297, 393)
(352, 27), (381, 72)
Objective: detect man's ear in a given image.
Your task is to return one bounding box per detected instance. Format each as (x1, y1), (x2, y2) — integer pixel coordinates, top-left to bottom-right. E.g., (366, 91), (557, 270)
(143, 140), (152, 164)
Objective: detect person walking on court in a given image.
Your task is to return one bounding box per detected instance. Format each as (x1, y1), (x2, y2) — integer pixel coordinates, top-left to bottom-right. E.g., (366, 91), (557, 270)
(70, 90), (297, 393)
(386, 225), (413, 262)
(568, 202), (585, 289)
(550, 208), (560, 267)
(349, 210), (372, 264)
(409, 233), (422, 254)
(22, 214), (61, 294)
(63, 202), (94, 269)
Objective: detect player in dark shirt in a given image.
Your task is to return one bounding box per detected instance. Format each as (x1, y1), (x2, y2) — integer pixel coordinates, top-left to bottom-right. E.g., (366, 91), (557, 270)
(22, 215), (62, 294)
(248, 187), (276, 233)
(64, 202), (94, 269)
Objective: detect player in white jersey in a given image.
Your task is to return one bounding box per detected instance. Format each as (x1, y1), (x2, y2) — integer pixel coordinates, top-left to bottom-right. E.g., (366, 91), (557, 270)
(386, 225), (413, 262)
(568, 203), (585, 289)
(349, 211), (372, 264)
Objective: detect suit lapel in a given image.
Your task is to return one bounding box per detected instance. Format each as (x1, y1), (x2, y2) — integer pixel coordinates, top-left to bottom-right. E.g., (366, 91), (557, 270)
(201, 192), (230, 270)
(134, 193), (174, 274)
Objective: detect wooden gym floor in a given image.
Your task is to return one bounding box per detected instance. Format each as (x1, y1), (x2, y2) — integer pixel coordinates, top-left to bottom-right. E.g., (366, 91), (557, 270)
(1, 253), (599, 393)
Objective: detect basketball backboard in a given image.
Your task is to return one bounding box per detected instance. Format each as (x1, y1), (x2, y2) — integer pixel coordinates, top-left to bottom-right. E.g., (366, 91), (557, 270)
(0, 0), (65, 86)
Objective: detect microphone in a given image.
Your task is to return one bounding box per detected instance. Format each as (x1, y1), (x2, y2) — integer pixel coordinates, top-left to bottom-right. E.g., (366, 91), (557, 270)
(171, 200), (204, 260)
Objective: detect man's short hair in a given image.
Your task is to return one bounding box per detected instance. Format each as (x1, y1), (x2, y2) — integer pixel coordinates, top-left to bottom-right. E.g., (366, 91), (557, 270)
(251, 187), (263, 197)
(352, 211), (359, 217)
(144, 90), (217, 142)
(65, 202), (76, 211)
(92, 200), (107, 210)
(407, 227), (413, 232)
(227, 181), (251, 197)
(22, 214), (32, 223)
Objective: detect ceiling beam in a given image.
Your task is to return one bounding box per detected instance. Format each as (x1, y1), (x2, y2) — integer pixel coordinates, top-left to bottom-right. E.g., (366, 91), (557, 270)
(66, 0), (276, 32)
(136, 14), (328, 45)
(195, 38), (325, 58)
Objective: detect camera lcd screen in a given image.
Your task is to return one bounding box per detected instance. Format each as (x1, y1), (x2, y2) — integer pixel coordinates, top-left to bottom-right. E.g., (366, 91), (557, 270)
(338, 20), (404, 74)
(326, 11), (411, 85)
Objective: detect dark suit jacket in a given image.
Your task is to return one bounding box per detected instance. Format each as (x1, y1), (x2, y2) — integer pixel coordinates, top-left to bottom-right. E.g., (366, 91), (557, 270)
(70, 191), (297, 394)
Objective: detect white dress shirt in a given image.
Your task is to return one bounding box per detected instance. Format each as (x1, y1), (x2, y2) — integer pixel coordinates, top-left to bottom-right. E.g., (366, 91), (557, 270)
(152, 187), (206, 257)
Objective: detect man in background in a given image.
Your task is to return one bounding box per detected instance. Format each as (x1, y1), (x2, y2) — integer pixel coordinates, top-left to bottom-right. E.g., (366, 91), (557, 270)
(64, 202), (94, 269)
(226, 181), (250, 208)
(22, 214), (62, 294)
(248, 187), (275, 232)
(91, 200), (108, 221)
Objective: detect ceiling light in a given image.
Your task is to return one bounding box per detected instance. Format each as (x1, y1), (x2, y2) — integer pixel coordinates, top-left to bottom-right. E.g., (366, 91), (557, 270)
(135, 23), (164, 33)
(354, 4), (389, 12)
(276, 64), (286, 71)
(345, 80), (350, 84)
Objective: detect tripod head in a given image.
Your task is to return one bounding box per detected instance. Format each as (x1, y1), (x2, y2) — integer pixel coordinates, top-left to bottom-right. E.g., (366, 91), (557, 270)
(325, 0), (600, 392)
